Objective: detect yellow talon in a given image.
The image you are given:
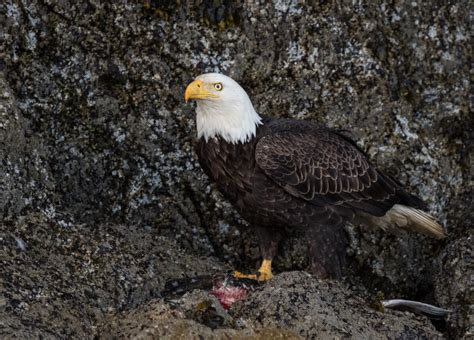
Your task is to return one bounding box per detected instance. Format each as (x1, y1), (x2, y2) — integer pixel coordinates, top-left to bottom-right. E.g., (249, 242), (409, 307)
(233, 271), (258, 280)
(258, 259), (273, 281)
(233, 259), (273, 282)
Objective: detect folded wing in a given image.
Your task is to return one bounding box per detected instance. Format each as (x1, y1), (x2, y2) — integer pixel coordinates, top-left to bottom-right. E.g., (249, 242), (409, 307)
(255, 122), (409, 217)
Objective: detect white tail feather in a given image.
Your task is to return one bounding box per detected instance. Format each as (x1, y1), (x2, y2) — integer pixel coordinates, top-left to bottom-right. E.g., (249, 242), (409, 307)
(360, 204), (445, 239)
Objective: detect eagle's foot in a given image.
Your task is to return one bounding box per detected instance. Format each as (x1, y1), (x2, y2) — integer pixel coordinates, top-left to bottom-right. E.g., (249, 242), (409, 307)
(233, 271), (257, 280)
(233, 259), (273, 282)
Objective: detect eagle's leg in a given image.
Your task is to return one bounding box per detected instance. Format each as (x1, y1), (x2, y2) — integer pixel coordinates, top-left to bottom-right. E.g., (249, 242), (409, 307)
(308, 224), (348, 279)
(234, 227), (281, 282)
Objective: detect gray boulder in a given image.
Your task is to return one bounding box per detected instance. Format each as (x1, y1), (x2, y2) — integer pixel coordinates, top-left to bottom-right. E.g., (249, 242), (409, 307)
(1, 1), (471, 338)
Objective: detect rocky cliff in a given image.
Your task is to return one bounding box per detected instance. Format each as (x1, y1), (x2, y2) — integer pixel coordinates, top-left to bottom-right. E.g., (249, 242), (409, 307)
(1, 1), (472, 338)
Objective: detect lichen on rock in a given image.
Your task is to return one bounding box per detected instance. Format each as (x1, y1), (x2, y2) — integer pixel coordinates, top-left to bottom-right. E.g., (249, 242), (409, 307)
(1, 1), (471, 338)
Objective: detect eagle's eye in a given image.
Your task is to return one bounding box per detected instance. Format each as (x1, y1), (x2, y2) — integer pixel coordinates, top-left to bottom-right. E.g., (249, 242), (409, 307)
(214, 83), (223, 91)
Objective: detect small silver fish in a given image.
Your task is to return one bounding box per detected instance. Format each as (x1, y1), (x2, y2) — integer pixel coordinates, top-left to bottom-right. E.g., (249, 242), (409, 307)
(382, 299), (451, 319)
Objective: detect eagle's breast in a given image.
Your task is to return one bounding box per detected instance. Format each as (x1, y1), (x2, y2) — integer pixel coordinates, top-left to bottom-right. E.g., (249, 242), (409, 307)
(196, 136), (258, 207)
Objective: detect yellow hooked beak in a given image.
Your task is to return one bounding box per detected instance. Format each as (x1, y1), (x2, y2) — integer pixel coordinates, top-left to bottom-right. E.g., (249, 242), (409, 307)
(184, 79), (218, 103)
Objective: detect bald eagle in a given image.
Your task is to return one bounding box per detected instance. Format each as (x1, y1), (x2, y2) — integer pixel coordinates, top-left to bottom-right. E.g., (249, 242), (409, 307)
(184, 73), (444, 281)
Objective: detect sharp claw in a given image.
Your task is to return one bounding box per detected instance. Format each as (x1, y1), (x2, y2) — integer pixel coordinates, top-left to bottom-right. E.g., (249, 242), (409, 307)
(234, 259), (273, 282)
(233, 270), (272, 282)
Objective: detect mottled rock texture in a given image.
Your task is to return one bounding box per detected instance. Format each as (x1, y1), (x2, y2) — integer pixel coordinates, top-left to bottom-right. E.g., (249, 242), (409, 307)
(1, 0), (472, 338)
(99, 272), (441, 339)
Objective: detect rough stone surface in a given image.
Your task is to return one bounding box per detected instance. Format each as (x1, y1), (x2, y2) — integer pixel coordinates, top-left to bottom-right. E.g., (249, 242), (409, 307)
(435, 226), (474, 339)
(1, 1), (471, 338)
(232, 272), (442, 339)
(99, 291), (302, 339)
(1, 216), (224, 338)
(99, 272), (441, 339)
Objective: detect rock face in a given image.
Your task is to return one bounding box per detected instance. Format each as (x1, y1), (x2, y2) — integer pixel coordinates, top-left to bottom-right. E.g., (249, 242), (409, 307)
(1, 216), (225, 338)
(99, 272), (441, 339)
(1, 1), (471, 339)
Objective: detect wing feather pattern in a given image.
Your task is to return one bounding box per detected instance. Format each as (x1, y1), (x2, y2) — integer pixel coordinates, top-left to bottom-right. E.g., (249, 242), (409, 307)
(255, 122), (401, 217)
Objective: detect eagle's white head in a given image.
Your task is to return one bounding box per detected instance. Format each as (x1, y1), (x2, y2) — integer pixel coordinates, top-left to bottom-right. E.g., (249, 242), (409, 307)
(184, 73), (262, 144)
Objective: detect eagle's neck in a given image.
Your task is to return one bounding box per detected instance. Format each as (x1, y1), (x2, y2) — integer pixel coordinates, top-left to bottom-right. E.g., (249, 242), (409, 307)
(196, 98), (262, 144)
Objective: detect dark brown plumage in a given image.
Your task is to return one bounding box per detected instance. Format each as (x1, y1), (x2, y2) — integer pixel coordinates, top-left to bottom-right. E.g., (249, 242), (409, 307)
(197, 117), (443, 279)
(186, 73), (444, 281)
